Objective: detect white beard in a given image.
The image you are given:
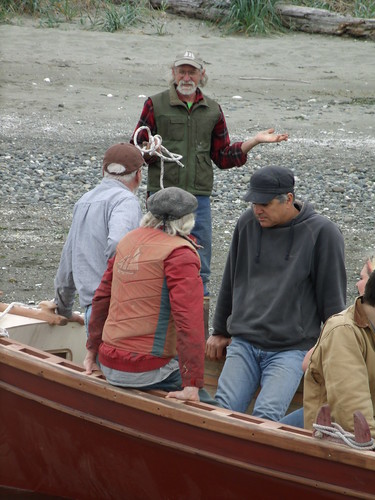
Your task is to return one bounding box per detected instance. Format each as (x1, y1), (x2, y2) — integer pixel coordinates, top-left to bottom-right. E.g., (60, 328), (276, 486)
(176, 80), (197, 96)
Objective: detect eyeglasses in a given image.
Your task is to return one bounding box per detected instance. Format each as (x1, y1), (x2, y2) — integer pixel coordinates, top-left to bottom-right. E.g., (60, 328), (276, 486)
(175, 68), (200, 77)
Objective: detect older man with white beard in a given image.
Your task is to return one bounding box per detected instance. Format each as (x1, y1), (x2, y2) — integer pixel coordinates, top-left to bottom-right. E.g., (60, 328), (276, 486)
(131, 50), (288, 331)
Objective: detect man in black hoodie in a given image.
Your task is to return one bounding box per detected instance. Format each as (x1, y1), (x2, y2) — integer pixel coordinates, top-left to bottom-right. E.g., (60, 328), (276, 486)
(206, 165), (347, 421)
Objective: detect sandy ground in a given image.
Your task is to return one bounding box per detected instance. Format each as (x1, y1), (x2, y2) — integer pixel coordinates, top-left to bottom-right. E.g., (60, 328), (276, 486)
(1, 14), (375, 311)
(1, 16), (375, 140)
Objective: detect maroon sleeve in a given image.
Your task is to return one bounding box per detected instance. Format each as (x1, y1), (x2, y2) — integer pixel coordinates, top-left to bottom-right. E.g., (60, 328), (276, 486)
(164, 246), (205, 388)
(130, 98), (158, 165)
(86, 256), (114, 353)
(210, 106), (247, 169)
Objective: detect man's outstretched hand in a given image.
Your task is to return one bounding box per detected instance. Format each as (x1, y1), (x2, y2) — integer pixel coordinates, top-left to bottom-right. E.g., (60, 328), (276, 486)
(255, 128), (289, 144)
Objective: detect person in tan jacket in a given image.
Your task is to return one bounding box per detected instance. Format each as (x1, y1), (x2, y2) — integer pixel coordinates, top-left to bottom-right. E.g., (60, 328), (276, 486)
(280, 256), (375, 430)
(304, 258), (375, 437)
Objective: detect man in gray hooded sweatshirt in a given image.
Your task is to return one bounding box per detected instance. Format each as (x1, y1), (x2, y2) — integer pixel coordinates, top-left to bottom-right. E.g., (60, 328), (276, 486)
(206, 165), (346, 421)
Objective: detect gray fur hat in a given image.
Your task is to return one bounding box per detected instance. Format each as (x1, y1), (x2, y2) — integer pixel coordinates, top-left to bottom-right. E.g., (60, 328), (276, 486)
(147, 187), (198, 221)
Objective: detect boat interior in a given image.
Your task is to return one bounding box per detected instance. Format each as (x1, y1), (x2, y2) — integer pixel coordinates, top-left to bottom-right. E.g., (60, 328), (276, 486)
(0, 311), (311, 433)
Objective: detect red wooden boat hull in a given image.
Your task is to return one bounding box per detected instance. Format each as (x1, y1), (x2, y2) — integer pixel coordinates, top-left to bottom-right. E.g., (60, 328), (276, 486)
(1, 334), (375, 499)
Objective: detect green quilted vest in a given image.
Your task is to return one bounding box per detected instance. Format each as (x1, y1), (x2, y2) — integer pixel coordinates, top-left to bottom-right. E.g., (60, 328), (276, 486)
(148, 85), (221, 196)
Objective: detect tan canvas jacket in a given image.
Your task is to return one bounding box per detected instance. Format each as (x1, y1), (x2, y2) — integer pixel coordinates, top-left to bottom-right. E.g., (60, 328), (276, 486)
(304, 297), (375, 437)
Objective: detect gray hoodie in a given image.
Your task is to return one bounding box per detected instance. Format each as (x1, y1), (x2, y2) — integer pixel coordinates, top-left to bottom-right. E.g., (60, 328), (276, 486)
(213, 200), (346, 351)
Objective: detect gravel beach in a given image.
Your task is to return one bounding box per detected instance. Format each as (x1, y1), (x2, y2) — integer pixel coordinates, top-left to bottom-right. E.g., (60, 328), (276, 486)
(1, 16), (374, 325)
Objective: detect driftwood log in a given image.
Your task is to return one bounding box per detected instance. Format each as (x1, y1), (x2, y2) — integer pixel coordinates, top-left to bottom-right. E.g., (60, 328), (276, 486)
(275, 4), (375, 39)
(148, 0), (228, 22)
(148, 0), (375, 40)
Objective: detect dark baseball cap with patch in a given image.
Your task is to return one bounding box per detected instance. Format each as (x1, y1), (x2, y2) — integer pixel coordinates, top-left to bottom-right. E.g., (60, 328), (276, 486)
(243, 166), (295, 204)
(147, 187), (198, 221)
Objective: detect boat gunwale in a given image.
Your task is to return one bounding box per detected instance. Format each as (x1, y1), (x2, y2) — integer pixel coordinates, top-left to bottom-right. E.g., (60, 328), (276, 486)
(1, 335), (375, 474)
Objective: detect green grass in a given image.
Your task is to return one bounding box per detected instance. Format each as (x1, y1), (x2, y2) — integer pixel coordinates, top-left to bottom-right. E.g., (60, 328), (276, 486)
(90, 2), (140, 32)
(1, 1), (374, 33)
(218, 0), (375, 35)
(218, 0), (287, 35)
(0, 0), (147, 31)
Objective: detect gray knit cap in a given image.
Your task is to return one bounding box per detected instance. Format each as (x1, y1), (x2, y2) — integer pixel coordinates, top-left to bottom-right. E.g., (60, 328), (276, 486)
(147, 187), (198, 221)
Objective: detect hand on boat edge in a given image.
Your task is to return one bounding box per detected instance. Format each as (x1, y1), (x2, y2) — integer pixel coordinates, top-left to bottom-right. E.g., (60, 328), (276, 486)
(38, 300), (84, 325)
(84, 350), (100, 375)
(68, 312), (85, 325)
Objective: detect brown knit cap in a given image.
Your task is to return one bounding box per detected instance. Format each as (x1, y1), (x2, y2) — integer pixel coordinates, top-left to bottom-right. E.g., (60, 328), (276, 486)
(102, 143), (144, 175)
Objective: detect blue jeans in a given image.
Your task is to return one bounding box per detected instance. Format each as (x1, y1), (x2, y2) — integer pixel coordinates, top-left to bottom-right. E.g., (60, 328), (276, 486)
(279, 408), (304, 428)
(84, 304), (92, 337)
(191, 195), (211, 297)
(137, 366), (217, 406)
(215, 336), (306, 421)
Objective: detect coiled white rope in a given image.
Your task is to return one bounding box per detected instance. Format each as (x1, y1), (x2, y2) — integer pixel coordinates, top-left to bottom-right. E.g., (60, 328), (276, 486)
(133, 126), (184, 189)
(313, 422), (375, 450)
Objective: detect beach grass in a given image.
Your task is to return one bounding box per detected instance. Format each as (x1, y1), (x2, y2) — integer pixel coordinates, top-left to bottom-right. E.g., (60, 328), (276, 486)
(218, 0), (375, 35)
(1, 1), (374, 33)
(0, 1), (148, 30)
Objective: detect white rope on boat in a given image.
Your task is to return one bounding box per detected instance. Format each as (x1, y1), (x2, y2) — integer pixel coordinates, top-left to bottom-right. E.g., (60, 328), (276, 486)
(0, 302), (35, 337)
(133, 126), (184, 189)
(0, 328), (9, 337)
(313, 422), (375, 450)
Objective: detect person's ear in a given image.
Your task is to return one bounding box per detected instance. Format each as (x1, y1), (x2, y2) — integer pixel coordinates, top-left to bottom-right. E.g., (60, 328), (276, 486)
(367, 258), (374, 274)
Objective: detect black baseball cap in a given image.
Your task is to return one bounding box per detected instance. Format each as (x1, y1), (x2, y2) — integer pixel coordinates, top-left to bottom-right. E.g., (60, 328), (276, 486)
(243, 166), (295, 204)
